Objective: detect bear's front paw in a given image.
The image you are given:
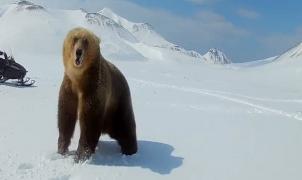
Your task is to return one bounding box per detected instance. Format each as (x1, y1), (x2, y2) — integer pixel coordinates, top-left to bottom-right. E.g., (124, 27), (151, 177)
(74, 148), (92, 163)
(57, 148), (67, 155)
(57, 143), (68, 155)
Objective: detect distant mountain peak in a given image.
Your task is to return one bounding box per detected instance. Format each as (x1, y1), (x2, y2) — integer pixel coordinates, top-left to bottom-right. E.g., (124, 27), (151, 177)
(84, 11), (138, 43)
(100, 8), (154, 31)
(293, 42), (302, 56)
(99, 8), (129, 25)
(16, 0), (35, 5)
(13, 0), (44, 11)
(98, 7), (207, 60)
(285, 42), (302, 58)
(98, 8), (172, 47)
(275, 42), (302, 61)
(203, 48), (231, 64)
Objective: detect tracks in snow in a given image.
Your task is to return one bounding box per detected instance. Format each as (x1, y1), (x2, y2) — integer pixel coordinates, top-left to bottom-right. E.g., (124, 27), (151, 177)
(130, 78), (302, 121)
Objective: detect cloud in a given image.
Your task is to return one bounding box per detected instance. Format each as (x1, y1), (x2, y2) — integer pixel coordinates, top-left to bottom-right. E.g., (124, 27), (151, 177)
(237, 8), (260, 19)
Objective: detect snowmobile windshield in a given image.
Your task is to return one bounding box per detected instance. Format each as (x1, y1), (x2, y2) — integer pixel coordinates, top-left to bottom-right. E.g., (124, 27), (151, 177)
(0, 50), (9, 60)
(0, 44), (13, 60)
(0, 51), (6, 60)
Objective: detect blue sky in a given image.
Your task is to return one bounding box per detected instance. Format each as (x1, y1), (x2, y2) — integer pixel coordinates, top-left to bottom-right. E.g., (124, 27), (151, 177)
(1, 0), (302, 62)
(133, 0), (302, 35)
(123, 0), (302, 62)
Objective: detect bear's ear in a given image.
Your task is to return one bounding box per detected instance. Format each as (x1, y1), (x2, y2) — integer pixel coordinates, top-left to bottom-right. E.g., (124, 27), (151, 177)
(95, 35), (101, 45)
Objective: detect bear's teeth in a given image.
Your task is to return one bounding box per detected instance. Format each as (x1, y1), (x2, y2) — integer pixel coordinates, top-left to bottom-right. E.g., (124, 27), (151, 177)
(75, 58), (81, 66)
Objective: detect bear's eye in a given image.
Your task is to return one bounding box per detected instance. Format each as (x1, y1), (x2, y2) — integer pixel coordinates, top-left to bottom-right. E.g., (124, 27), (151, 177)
(83, 38), (89, 47)
(73, 37), (79, 44)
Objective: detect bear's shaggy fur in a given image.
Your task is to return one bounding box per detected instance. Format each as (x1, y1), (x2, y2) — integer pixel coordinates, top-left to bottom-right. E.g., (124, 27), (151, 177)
(57, 27), (137, 162)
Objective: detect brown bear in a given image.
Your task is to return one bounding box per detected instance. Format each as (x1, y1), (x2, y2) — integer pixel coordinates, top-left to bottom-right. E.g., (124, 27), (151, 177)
(57, 27), (137, 162)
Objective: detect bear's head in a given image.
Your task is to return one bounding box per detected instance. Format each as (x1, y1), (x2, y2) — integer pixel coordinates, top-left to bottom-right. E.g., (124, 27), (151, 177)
(63, 27), (101, 75)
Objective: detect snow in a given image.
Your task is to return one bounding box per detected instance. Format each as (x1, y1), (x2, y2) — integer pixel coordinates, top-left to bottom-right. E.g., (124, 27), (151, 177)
(1, 1), (302, 180)
(229, 56), (277, 68)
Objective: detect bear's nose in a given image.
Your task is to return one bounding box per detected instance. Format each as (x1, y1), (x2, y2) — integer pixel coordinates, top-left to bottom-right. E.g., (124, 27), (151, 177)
(76, 49), (83, 57)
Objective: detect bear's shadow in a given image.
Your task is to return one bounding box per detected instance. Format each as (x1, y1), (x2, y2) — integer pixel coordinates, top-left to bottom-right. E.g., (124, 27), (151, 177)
(89, 140), (183, 175)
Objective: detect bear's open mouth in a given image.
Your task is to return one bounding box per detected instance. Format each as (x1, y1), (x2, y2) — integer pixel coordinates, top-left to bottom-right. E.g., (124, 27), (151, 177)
(75, 57), (83, 66)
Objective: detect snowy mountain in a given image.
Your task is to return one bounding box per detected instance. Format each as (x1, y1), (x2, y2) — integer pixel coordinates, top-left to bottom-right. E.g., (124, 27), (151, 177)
(0, 1), (232, 64)
(203, 48), (232, 64)
(99, 8), (173, 48)
(99, 8), (205, 60)
(84, 11), (138, 43)
(11, 0), (45, 11)
(275, 42), (302, 61)
(0, 0), (44, 16)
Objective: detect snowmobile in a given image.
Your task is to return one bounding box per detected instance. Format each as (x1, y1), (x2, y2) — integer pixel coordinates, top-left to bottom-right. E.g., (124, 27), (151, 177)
(0, 50), (35, 86)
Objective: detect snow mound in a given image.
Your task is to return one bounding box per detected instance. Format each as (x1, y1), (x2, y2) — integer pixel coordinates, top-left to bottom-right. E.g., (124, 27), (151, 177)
(203, 48), (231, 64)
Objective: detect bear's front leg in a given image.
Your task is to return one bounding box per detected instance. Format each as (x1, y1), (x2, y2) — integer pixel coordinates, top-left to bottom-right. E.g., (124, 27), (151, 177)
(75, 98), (101, 162)
(57, 79), (78, 155)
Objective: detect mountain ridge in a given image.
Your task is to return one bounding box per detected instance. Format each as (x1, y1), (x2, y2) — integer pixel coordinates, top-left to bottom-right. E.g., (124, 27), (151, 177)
(275, 42), (302, 61)
(0, 0), (234, 64)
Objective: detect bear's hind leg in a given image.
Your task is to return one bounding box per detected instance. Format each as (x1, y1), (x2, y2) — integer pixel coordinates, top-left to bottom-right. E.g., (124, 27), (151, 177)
(110, 99), (137, 155)
(118, 131), (137, 155)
